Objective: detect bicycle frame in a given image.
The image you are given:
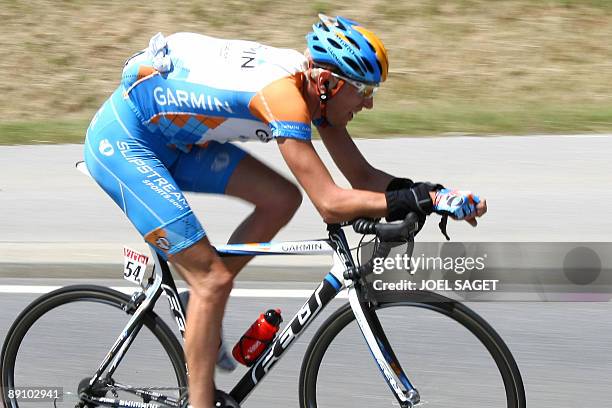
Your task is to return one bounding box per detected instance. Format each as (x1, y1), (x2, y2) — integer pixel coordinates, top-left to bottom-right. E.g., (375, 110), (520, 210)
(84, 224), (420, 408)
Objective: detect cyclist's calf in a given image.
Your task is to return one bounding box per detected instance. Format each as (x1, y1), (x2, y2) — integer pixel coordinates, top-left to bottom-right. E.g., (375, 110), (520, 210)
(169, 237), (234, 407)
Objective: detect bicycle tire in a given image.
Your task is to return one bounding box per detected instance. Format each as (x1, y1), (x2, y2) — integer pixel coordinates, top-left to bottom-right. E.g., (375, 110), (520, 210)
(1, 284), (188, 408)
(299, 291), (526, 408)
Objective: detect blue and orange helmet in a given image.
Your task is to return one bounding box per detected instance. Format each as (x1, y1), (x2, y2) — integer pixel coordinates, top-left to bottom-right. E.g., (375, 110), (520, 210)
(306, 14), (389, 85)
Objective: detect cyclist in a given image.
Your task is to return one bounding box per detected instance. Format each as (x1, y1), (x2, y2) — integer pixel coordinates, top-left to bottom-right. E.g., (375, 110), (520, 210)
(83, 14), (487, 408)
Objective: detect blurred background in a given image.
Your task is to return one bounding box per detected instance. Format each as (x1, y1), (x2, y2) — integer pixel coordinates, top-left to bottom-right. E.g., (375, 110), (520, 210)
(1, 3), (612, 407)
(2, 0), (612, 143)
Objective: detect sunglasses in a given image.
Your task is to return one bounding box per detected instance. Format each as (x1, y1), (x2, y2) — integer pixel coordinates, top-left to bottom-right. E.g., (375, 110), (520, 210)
(330, 72), (379, 98)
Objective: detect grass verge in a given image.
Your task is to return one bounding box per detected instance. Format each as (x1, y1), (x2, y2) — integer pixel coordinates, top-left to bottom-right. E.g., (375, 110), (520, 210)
(0, 121), (90, 145)
(2, 103), (611, 145)
(350, 103), (612, 137)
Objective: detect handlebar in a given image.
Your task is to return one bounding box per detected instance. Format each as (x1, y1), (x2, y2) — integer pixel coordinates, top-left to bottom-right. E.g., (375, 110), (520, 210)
(350, 212), (420, 242)
(340, 213), (420, 281)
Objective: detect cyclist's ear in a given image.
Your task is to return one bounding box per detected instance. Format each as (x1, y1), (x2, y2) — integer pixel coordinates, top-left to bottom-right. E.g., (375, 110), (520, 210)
(316, 70), (332, 90)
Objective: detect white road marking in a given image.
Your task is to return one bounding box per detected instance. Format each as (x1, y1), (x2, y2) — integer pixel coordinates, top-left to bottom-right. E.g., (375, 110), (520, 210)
(0, 285), (348, 298)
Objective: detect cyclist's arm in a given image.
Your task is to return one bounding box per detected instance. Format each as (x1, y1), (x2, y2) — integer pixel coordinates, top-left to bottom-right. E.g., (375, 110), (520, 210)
(276, 137), (388, 223)
(318, 125), (394, 192)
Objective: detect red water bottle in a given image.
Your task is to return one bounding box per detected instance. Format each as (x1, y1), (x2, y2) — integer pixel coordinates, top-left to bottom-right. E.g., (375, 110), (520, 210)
(232, 309), (282, 366)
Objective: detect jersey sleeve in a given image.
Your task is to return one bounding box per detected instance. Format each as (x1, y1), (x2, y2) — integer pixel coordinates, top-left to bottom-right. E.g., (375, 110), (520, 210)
(248, 74), (312, 141)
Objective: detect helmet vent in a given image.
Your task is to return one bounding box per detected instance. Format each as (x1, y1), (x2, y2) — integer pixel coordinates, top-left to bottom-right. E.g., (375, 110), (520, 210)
(361, 57), (374, 73)
(346, 36), (360, 50)
(313, 45), (327, 53)
(342, 57), (364, 76)
(366, 41), (376, 53)
(327, 38), (343, 49)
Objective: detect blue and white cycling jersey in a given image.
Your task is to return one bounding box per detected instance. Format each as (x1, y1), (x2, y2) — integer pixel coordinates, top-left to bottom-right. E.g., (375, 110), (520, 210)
(121, 32), (313, 151)
(84, 32), (314, 257)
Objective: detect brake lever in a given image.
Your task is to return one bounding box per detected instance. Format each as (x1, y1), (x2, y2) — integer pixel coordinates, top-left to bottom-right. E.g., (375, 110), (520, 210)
(439, 214), (451, 241)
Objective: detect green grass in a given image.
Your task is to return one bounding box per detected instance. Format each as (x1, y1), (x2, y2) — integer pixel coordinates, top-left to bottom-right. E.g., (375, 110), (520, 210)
(2, 104), (611, 145)
(0, 121), (89, 145)
(3, 1), (612, 144)
(548, 0), (612, 10)
(350, 103), (612, 137)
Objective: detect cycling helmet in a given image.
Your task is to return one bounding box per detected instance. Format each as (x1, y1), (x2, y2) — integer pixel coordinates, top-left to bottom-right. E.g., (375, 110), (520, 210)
(306, 14), (389, 85)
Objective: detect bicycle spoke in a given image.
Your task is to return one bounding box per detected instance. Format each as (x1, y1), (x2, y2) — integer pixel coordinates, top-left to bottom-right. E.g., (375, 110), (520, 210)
(2, 287), (187, 408)
(301, 302), (523, 408)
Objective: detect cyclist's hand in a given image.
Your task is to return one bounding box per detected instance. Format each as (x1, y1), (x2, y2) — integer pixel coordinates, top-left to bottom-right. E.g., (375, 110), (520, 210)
(463, 198), (487, 226)
(432, 189), (487, 226)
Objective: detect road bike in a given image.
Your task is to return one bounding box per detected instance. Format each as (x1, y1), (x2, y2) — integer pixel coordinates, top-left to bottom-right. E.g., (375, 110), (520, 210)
(1, 214), (525, 407)
(1, 166), (525, 408)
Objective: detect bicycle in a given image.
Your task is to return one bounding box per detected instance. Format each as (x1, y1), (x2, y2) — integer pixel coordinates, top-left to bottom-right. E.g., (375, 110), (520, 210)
(1, 166), (525, 408)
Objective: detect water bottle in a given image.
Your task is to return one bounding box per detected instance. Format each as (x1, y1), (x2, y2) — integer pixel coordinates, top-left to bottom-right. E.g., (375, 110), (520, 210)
(232, 309), (282, 366)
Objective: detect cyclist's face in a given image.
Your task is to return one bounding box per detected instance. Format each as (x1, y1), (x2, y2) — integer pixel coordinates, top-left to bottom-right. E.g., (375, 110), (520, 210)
(325, 76), (374, 127)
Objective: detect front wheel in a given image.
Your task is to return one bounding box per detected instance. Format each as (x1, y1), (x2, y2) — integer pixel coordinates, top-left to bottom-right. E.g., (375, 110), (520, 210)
(299, 291), (525, 408)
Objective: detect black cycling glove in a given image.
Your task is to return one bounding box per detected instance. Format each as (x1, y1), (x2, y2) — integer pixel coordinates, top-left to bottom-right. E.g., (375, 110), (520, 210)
(384, 178), (443, 222)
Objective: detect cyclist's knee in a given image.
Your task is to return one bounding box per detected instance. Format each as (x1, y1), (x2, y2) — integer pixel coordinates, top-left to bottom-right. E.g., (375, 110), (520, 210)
(284, 183), (303, 213)
(188, 261), (234, 302)
(170, 241), (234, 300)
(266, 183), (302, 223)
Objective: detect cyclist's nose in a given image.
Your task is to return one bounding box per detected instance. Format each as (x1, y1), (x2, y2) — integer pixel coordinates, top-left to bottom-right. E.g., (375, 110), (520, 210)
(362, 96), (374, 110)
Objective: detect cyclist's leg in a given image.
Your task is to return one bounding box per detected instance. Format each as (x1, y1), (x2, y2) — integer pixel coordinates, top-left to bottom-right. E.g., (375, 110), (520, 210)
(169, 239), (233, 408)
(224, 154), (302, 274)
(169, 141), (302, 382)
(171, 143), (303, 276)
(84, 89), (227, 408)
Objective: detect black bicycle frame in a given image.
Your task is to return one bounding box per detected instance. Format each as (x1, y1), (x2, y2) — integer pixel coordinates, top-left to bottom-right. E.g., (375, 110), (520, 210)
(84, 224), (419, 408)
(228, 224), (352, 402)
(227, 225), (418, 406)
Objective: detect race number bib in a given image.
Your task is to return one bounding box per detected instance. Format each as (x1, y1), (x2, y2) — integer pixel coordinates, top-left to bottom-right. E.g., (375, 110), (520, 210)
(123, 247), (149, 285)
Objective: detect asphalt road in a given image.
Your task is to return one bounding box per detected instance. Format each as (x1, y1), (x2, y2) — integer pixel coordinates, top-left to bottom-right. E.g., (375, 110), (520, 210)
(1, 135), (611, 271)
(1, 136), (611, 407)
(0, 278), (611, 408)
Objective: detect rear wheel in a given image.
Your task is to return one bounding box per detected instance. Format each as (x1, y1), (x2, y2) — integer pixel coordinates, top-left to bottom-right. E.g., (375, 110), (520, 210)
(299, 291), (525, 408)
(1, 285), (188, 407)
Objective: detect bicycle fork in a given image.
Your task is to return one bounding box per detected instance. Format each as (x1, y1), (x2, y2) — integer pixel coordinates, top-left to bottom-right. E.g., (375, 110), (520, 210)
(348, 286), (420, 407)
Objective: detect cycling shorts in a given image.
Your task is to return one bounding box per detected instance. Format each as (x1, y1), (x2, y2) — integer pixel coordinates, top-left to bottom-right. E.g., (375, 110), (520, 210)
(84, 87), (247, 258)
